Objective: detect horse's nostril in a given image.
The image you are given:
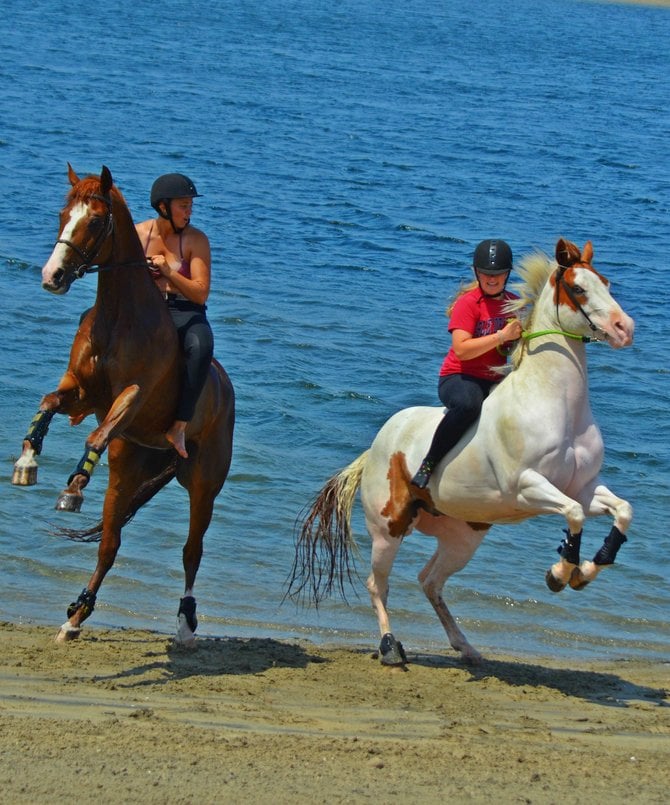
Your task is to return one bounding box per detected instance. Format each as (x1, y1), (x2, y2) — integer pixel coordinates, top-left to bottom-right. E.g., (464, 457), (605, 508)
(53, 268), (64, 286)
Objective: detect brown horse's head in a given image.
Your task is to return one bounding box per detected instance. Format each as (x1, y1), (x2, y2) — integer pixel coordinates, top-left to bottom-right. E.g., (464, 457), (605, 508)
(41, 165), (124, 294)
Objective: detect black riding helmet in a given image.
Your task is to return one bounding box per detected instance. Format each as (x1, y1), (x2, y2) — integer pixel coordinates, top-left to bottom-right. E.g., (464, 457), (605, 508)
(473, 239), (513, 275)
(150, 173), (201, 232)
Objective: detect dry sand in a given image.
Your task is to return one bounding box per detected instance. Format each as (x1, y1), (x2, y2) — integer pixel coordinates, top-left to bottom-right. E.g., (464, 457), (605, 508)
(0, 622), (667, 804)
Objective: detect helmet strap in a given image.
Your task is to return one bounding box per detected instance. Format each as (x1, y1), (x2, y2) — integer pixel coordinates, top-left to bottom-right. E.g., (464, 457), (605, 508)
(158, 200), (185, 234)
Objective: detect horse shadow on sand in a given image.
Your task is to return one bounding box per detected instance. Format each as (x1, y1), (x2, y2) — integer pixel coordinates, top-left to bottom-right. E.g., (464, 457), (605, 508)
(404, 650), (669, 709)
(86, 634), (326, 688)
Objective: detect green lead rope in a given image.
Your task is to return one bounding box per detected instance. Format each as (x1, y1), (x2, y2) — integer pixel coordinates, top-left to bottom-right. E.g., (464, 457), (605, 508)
(521, 328), (594, 343)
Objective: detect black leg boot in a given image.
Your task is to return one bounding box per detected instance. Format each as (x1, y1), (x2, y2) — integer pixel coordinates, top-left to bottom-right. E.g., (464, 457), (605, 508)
(412, 457), (436, 488)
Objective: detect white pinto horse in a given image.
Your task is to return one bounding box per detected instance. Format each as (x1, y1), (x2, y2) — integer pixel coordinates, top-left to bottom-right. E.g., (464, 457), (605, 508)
(288, 238), (635, 665)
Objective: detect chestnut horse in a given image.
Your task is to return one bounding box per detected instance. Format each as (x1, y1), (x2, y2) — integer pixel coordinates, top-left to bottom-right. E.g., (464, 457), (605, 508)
(12, 165), (235, 645)
(288, 239), (634, 665)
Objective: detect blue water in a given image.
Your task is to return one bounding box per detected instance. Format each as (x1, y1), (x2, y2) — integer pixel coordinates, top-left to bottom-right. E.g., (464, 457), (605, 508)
(1, 0), (669, 662)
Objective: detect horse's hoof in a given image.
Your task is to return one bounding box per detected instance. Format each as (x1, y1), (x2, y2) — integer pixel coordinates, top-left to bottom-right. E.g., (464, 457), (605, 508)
(12, 463), (38, 486)
(379, 633), (407, 666)
(175, 618), (197, 648)
(569, 567), (590, 591)
(545, 569), (566, 592)
(55, 622), (81, 642)
(55, 492), (83, 512)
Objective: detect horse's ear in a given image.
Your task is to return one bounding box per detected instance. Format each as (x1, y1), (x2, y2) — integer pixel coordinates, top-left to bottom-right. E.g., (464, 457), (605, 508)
(556, 238), (580, 267)
(100, 165), (113, 196)
(582, 240), (593, 264)
(67, 163), (79, 187)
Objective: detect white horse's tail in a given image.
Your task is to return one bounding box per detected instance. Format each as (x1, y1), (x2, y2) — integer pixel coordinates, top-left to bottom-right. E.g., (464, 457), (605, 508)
(286, 450), (370, 606)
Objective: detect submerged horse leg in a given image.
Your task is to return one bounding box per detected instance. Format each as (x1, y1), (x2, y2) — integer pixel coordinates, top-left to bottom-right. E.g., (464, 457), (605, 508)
(418, 515), (488, 664)
(56, 384), (141, 512)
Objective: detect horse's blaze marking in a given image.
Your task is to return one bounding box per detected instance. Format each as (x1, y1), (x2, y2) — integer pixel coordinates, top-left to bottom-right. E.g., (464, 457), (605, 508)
(43, 203), (88, 280)
(381, 451), (435, 538)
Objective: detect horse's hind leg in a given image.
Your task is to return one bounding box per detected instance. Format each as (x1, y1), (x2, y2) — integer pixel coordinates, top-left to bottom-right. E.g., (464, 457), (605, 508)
(418, 518), (488, 664)
(366, 518), (407, 665)
(174, 461), (228, 647)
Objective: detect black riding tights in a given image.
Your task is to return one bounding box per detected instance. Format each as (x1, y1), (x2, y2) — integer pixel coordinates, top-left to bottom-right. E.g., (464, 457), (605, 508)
(168, 302), (214, 422)
(422, 373), (497, 466)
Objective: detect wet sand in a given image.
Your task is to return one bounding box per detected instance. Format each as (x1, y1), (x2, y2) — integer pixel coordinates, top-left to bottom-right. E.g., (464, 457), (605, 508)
(0, 622), (667, 803)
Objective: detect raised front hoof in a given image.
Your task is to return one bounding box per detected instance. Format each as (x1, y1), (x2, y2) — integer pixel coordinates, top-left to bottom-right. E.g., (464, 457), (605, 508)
(569, 567), (590, 591)
(379, 632), (407, 667)
(545, 569), (567, 593)
(55, 622), (82, 642)
(55, 492), (83, 512)
(12, 463), (38, 486)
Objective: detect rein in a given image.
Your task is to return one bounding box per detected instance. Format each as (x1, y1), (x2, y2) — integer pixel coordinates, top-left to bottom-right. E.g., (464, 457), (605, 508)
(521, 328), (603, 344)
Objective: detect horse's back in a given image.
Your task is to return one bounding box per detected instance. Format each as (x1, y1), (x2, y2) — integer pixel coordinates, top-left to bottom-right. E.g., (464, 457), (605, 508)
(361, 406), (442, 504)
(370, 406), (443, 463)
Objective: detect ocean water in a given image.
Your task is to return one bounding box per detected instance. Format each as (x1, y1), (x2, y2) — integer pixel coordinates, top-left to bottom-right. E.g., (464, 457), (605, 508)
(1, 0), (668, 662)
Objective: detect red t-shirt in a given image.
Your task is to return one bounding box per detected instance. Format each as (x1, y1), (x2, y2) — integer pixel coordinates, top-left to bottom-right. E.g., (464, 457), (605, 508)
(439, 287), (518, 382)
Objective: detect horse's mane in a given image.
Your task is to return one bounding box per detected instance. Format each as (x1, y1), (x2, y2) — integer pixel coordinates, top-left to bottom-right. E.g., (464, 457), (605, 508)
(502, 250), (556, 370)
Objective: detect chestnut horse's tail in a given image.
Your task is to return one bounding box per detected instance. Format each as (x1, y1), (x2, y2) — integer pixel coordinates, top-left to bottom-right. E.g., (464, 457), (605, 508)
(286, 449), (370, 606)
(54, 455), (179, 543)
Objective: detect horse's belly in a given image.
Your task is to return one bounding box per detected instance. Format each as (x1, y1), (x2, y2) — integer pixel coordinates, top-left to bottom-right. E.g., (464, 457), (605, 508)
(432, 486), (529, 525)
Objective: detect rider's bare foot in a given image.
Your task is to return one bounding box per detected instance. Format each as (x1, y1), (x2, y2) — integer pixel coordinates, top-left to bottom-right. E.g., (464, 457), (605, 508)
(166, 421), (188, 458)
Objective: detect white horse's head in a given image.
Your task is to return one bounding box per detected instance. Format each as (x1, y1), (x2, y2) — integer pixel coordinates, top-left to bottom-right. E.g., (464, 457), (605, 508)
(552, 239), (634, 348)
(510, 239), (635, 351)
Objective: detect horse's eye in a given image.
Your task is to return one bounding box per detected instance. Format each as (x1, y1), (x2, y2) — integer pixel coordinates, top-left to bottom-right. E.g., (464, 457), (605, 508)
(89, 216), (104, 231)
(572, 285), (584, 295)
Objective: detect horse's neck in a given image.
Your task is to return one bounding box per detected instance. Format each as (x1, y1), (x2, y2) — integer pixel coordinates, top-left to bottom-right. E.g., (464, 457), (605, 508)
(514, 308), (591, 412)
(96, 204), (159, 317)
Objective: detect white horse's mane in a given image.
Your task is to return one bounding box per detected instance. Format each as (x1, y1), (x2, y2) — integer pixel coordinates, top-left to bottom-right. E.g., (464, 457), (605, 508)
(502, 250), (556, 371)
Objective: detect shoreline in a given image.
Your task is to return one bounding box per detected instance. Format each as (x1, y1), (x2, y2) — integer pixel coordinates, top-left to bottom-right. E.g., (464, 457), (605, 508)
(1, 622), (667, 803)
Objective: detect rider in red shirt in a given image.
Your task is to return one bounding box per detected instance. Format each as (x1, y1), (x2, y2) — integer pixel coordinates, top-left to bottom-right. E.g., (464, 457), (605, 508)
(412, 239), (523, 488)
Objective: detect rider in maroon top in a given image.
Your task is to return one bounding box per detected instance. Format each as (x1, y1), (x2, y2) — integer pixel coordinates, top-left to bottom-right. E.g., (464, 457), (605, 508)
(135, 174), (214, 459)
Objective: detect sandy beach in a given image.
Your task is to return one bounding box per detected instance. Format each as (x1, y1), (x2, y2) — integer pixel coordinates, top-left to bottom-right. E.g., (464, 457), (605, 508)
(0, 622), (667, 804)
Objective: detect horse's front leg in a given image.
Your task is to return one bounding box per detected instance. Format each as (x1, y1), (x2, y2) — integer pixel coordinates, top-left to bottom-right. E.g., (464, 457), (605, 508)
(12, 374), (84, 486)
(515, 469), (587, 592)
(56, 384), (140, 512)
(56, 524), (121, 642)
(56, 439), (151, 642)
(569, 485), (633, 590)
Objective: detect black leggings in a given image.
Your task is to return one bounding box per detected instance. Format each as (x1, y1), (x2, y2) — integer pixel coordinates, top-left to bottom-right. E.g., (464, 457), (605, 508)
(168, 301), (214, 422)
(423, 373), (497, 465)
